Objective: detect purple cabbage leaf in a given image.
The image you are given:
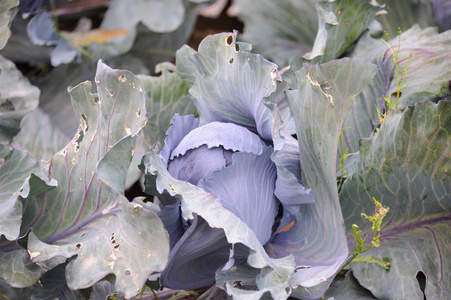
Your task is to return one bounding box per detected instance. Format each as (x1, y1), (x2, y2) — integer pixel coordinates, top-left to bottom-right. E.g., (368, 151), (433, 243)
(433, 0), (451, 30)
(142, 119), (296, 299)
(340, 100), (451, 299)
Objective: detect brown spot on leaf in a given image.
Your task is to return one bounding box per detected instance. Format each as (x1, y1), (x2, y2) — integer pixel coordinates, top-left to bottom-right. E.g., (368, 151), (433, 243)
(277, 220), (295, 234)
(118, 74), (127, 83)
(225, 34), (233, 46)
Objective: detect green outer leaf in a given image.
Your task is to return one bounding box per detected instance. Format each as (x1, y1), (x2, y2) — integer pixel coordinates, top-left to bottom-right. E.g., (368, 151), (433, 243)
(279, 58), (377, 298)
(128, 3), (201, 73)
(97, 135), (136, 193)
(324, 272), (376, 300)
(0, 144), (56, 241)
(0, 249), (42, 288)
(340, 100), (451, 299)
(1, 61), (169, 298)
(88, 279), (117, 300)
(37, 59), (95, 138)
(312, 0), (384, 63)
(0, 55), (40, 143)
(102, 0), (185, 33)
(236, 0), (318, 67)
(0, 17), (52, 64)
(175, 44), (197, 86)
(188, 31), (279, 140)
(11, 108), (69, 162)
(377, 0), (437, 37)
(353, 26), (451, 106)
(339, 71), (384, 154)
(0, 0), (18, 50)
(350, 223), (450, 300)
(138, 68), (195, 147)
(0, 277), (36, 299)
(341, 25), (451, 165)
(28, 262), (86, 300)
(285, 0), (383, 89)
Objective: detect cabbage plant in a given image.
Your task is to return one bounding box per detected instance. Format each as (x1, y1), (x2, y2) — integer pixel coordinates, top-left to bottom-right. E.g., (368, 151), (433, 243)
(140, 31), (379, 299)
(0, 0), (450, 299)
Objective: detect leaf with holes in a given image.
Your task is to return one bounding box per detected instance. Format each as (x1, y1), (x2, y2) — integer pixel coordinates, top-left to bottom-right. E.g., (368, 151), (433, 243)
(340, 100), (451, 300)
(186, 31), (280, 141)
(0, 60), (169, 298)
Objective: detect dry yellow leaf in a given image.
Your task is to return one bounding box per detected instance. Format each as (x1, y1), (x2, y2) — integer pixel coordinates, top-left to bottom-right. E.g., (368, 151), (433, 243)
(62, 28), (128, 47)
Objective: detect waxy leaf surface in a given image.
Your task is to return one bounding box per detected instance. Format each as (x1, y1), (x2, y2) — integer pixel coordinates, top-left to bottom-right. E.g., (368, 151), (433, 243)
(376, 0), (437, 36)
(0, 0), (17, 50)
(323, 272), (376, 300)
(0, 55), (39, 143)
(138, 67), (195, 147)
(304, 0), (383, 63)
(102, 0), (185, 33)
(340, 100), (451, 300)
(187, 31), (280, 141)
(342, 25), (451, 154)
(433, 0), (451, 30)
(11, 108), (69, 162)
(0, 61), (169, 298)
(143, 143), (296, 299)
(0, 145), (56, 241)
(275, 58), (377, 298)
(235, 0), (317, 67)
